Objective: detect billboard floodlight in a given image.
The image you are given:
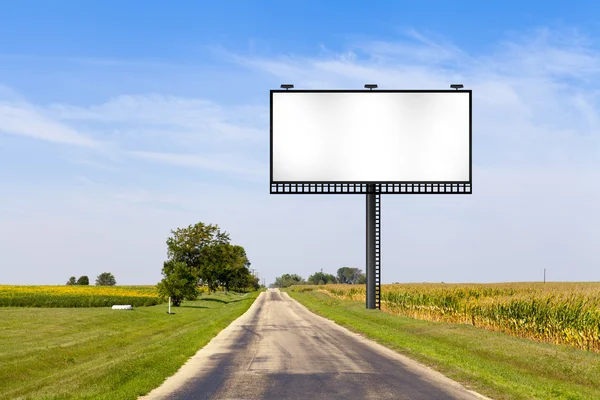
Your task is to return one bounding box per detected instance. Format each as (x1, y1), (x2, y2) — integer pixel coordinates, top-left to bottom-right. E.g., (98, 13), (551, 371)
(364, 84), (378, 90)
(280, 84), (294, 90)
(450, 84), (464, 90)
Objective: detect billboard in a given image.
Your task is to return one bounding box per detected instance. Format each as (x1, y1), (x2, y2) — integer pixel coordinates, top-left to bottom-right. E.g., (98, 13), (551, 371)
(270, 90), (471, 194)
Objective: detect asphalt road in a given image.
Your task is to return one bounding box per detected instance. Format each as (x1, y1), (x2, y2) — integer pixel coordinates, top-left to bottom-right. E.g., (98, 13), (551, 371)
(140, 289), (490, 400)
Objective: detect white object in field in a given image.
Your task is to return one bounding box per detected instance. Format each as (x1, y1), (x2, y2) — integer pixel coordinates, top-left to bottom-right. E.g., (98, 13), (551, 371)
(168, 297), (171, 313)
(112, 305), (133, 310)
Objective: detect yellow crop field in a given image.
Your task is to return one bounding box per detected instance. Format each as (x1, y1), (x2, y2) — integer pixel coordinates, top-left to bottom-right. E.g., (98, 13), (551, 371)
(0, 285), (164, 307)
(304, 282), (600, 353)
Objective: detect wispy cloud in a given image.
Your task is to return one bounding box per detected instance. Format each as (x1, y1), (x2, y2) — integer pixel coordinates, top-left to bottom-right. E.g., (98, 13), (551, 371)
(493, 27), (600, 79)
(48, 94), (268, 148)
(61, 154), (122, 172)
(128, 150), (267, 179)
(0, 102), (100, 147)
(0, 53), (201, 70)
(350, 28), (470, 66)
(1, 90), (269, 181)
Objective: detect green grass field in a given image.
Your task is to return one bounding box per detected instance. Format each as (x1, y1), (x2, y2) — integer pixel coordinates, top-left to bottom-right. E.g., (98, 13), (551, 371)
(286, 288), (600, 400)
(0, 290), (260, 400)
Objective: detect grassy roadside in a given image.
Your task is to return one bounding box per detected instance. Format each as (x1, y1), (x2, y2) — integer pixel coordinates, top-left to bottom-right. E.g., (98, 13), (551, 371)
(286, 289), (600, 400)
(0, 291), (261, 400)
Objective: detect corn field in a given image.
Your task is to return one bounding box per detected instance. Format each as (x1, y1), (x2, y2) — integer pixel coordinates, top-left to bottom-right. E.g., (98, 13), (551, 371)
(297, 282), (600, 353)
(0, 285), (165, 307)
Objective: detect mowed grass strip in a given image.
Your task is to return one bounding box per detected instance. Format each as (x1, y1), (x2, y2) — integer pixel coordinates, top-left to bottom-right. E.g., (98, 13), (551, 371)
(286, 289), (600, 400)
(0, 291), (260, 400)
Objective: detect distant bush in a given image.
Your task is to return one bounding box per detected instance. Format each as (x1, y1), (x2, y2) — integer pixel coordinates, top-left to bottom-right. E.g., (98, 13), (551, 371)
(96, 272), (116, 286)
(274, 274), (305, 288)
(307, 272), (337, 285)
(76, 276), (89, 285)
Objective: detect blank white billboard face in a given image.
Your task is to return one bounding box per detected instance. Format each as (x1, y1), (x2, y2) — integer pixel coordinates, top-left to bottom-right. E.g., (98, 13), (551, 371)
(271, 91), (471, 182)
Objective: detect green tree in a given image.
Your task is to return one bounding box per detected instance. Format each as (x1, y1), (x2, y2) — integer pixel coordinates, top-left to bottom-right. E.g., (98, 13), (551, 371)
(96, 272), (116, 286)
(307, 271), (337, 285)
(217, 245), (254, 292)
(166, 222), (230, 270)
(274, 273), (304, 288)
(156, 260), (199, 306)
(197, 243), (250, 292)
(66, 276), (76, 285)
(76, 276), (89, 285)
(336, 267), (365, 284)
(229, 267), (259, 292)
(162, 222), (255, 294)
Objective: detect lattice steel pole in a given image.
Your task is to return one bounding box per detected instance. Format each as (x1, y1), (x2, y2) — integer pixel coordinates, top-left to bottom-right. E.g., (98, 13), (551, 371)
(366, 184), (377, 309)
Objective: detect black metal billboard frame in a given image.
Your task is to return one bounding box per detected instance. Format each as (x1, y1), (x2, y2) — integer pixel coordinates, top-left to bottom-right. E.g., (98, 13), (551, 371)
(270, 89), (472, 310)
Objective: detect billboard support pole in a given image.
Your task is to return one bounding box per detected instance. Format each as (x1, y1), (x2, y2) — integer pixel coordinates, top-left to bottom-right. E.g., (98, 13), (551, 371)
(366, 184), (381, 309)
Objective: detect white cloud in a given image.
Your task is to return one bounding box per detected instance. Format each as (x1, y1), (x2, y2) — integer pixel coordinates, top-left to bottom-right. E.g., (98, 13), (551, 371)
(493, 27), (600, 78)
(128, 150), (267, 179)
(0, 91), (269, 182)
(0, 102), (100, 147)
(48, 94), (267, 143)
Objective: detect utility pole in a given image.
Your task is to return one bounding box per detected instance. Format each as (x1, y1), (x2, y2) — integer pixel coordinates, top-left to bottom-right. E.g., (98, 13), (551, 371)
(544, 268), (546, 283)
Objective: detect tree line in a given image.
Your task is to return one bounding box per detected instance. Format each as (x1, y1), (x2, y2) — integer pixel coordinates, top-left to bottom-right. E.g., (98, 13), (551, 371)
(65, 272), (116, 286)
(156, 222), (260, 306)
(63, 222), (258, 307)
(273, 267), (366, 288)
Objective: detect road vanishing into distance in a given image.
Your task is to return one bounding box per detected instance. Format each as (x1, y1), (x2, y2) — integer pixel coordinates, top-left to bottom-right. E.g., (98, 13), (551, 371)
(140, 289), (490, 400)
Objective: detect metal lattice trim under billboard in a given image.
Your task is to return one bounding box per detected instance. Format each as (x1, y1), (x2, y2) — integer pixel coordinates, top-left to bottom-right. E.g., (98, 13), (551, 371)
(271, 183), (471, 194)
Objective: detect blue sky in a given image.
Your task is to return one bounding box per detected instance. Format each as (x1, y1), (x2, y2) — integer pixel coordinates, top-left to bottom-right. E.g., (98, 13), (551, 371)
(1, 1), (599, 285)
